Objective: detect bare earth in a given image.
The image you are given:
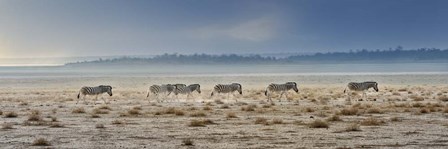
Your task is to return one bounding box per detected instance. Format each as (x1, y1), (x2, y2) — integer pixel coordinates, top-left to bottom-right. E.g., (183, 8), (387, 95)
(1, 74), (448, 148)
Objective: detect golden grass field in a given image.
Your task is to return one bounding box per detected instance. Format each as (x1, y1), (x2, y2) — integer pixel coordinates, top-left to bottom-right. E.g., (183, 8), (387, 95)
(1, 75), (448, 148)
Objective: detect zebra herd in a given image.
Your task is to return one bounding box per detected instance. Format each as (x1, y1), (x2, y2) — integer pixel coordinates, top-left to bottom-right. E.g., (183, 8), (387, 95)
(76, 81), (379, 104)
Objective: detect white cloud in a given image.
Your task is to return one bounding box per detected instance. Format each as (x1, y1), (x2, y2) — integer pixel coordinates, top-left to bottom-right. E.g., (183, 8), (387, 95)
(191, 16), (278, 42)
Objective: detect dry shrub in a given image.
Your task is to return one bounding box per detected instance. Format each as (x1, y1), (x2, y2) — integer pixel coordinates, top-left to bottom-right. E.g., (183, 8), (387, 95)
(438, 96), (448, 102)
(398, 88), (407, 92)
(4, 111), (18, 118)
(32, 138), (51, 146)
(220, 104), (230, 109)
(165, 107), (178, 114)
(27, 114), (42, 121)
(309, 119), (329, 128)
(72, 107), (86, 114)
(262, 104), (272, 108)
(215, 99), (224, 104)
(412, 102), (424, 108)
(205, 102), (214, 106)
(132, 106), (142, 110)
(360, 117), (385, 126)
(410, 95), (424, 101)
(419, 108), (429, 114)
(49, 122), (64, 128)
(190, 111), (207, 117)
(93, 108), (109, 114)
(255, 117), (269, 125)
(51, 117), (57, 122)
(175, 110), (185, 116)
(203, 106), (212, 111)
(443, 107), (448, 113)
(340, 107), (358, 116)
(316, 111), (328, 117)
(112, 120), (124, 125)
(327, 115), (342, 122)
(0, 110), (2, 115)
(390, 117), (402, 122)
(304, 107), (315, 113)
(128, 109), (141, 115)
(392, 92), (401, 96)
(226, 112), (237, 118)
(91, 114), (101, 118)
(95, 124), (105, 129)
(272, 118), (283, 124)
(345, 123), (361, 132)
(367, 108), (383, 114)
(2, 123), (13, 129)
(241, 104), (257, 111)
(189, 119), (214, 127)
(98, 105), (112, 110)
(182, 138), (194, 146)
(30, 110), (41, 115)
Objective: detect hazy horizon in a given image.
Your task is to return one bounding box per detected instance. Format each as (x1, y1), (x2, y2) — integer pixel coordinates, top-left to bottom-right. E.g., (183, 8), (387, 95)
(1, 0), (448, 59)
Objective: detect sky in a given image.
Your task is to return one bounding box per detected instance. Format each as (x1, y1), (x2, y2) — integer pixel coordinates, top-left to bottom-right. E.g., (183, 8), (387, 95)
(0, 0), (447, 58)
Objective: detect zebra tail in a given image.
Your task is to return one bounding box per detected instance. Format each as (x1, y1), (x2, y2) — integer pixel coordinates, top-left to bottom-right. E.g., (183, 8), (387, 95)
(343, 87), (347, 93)
(211, 92), (214, 97)
(77, 92), (80, 99)
(264, 90), (268, 96)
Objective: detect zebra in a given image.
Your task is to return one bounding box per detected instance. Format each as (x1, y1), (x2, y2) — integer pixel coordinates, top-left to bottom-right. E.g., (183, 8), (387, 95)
(210, 83), (242, 101)
(265, 82), (299, 102)
(344, 81), (379, 101)
(174, 84), (201, 100)
(77, 85), (113, 105)
(146, 84), (176, 102)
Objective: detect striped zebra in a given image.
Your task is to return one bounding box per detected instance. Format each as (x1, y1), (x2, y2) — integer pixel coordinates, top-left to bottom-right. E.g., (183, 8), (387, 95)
(265, 82), (299, 102)
(77, 85), (113, 105)
(174, 84), (201, 100)
(147, 84), (176, 102)
(344, 81), (379, 101)
(210, 83), (242, 101)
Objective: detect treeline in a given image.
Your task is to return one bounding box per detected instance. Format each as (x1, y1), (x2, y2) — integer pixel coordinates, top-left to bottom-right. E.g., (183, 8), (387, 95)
(65, 47), (448, 66)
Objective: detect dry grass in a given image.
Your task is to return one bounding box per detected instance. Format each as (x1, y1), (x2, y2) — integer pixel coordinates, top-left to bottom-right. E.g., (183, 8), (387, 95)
(360, 117), (385, 126)
(438, 95), (448, 102)
(93, 108), (110, 114)
(340, 107), (358, 116)
(182, 138), (194, 146)
(410, 95), (425, 101)
(2, 123), (13, 129)
(95, 124), (105, 129)
(99, 105), (112, 110)
(27, 114), (42, 121)
(32, 138), (51, 146)
(189, 119), (214, 127)
(214, 99), (224, 104)
(203, 106), (212, 111)
(220, 104), (230, 109)
(0, 110), (2, 115)
(390, 117), (402, 122)
(3, 111), (18, 118)
(112, 119), (124, 125)
(91, 114), (101, 118)
(190, 111), (207, 117)
(367, 108), (383, 114)
(255, 117), (269, 125)
(49, 122), (64, 128)
(304, 107), (315, 113)
(132, 106), (142, 110)
(128, 109), (141, 115)
(327, 115), (342, 122)
(345, 123), (361, 132)
(226, 112), (238, 118)
(272, 118), (283, 124)
(72, 107), (86, 114)
(241, 104), (257, 111)
(309, 119), (329, 128)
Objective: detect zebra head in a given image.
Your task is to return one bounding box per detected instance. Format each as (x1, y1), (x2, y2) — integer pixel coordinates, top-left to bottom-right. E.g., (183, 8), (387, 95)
(232, 83), (243, 95)
(189, 84), (201, 94)
(286, 82), (299, 93)
(99, 85), (113, 96)
(371, 82), (379, 92)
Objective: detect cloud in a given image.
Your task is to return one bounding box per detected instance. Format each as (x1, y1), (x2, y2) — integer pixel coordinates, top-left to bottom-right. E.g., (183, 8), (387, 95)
(191, 16), (278, 42)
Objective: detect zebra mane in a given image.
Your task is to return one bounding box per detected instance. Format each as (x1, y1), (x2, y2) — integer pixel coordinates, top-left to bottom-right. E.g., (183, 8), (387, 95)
(363, 81), (377, 84)
(286, 82), (297, 86)
(99, 85), (112, 88)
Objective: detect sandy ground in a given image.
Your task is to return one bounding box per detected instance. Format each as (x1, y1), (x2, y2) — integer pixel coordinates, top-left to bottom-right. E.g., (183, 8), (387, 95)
(1, 74), (448, 148)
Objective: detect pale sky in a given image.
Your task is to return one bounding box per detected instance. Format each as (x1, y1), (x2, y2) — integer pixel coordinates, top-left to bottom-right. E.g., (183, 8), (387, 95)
(0, 0), (447, 58)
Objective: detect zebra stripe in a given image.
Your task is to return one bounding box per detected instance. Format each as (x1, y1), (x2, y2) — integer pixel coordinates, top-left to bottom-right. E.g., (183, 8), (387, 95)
(210, 83), (242, 99)
(344, 81), (379, 101)
(147, 84), (176, 102)
(76, 85), (113, 104)
(174, 84), (201, 95)
(265, 82), (298, 102)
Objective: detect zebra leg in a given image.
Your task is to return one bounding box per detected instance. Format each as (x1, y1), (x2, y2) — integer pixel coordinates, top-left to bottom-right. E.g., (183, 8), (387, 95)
(94, 95), (98, 105)
(279, 92), (285, 102)
(83, 95), (88, 105)
(102, 96), (108, 104)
